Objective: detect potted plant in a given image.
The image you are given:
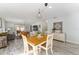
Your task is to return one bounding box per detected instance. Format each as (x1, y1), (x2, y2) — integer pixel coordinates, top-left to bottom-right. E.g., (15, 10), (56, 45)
(37, 32), (42, 38)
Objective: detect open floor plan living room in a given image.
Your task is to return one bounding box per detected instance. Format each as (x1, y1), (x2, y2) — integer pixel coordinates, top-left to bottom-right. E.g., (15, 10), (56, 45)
(0, 3), (79, 55)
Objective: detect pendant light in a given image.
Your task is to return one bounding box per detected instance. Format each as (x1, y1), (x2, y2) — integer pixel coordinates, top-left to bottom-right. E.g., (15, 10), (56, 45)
(44, 3), (48, 7)
(38, 9), (41, 17)
(37, 3), (49, 19)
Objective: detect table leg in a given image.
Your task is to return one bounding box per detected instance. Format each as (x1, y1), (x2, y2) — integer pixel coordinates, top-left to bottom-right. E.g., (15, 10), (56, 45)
(33, 46), (38, 55)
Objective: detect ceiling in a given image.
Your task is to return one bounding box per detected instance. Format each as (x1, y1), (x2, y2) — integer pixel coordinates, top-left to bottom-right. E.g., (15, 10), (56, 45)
(0, 3), (79, 22)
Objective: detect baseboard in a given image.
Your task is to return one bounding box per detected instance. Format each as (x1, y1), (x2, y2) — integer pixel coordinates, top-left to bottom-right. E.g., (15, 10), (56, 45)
(53, 39), (64, 43)
(54, 39), (79, 45)
(66, 40), (79, 45)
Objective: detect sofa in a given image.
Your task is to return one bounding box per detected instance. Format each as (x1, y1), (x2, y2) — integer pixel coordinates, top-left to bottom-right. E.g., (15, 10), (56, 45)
(7, 33), (15, 41)
(0, 32), (7, 48)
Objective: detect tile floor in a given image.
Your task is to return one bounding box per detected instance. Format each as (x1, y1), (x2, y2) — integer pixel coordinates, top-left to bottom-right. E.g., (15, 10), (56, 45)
(53, 40), (79, 55)
(0, 39), (79, 55)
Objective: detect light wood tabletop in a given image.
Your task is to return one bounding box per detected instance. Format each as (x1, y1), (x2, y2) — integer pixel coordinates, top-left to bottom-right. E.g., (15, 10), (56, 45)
(27, 35), (47, 46)
(21, 32), (47, 54)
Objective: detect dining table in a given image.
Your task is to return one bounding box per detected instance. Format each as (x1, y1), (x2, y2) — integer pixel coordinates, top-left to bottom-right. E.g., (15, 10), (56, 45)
(27, 34), (47, 55)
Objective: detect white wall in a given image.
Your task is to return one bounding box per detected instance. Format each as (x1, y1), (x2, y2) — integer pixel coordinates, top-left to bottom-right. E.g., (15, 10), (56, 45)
(0, 17), (6, 32)
(1, 13), (79, 45)
(48, 12), (79, 44)
(47, 19), (53, 33)
(0, 3), (79, 44)
(5, 17), (25, 33)
(64, 12), (79, 44)
(5, 17), (47, 33)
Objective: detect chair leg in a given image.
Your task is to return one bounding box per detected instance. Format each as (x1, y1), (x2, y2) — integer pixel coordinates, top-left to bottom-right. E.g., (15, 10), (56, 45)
(24, 46), (28, 55)
(51, 48), (53, 54)
(33, 46), (38, 55)
(38, 47), (41, 54)
(24, 49), (27, 54)
(46, 49), (48, 55)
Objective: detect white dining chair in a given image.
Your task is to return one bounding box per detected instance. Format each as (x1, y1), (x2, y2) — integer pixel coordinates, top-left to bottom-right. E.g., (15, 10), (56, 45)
(21, 34), (34, 54)
(39, 33), (53, 55)
(21, 34), (29, 54)
(21, 34), (39, 55)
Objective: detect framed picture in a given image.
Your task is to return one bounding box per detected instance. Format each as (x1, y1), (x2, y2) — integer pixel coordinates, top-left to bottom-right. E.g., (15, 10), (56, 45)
(53, 22), (62, 33)
(0, 18), (2, 28)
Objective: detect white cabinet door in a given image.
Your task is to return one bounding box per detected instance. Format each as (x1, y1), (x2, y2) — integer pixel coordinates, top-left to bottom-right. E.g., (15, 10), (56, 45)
(54, 33), (65, 42)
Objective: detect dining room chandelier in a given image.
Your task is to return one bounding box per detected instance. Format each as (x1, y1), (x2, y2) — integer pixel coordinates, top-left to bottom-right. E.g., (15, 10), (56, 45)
(37, 3), (48, 19)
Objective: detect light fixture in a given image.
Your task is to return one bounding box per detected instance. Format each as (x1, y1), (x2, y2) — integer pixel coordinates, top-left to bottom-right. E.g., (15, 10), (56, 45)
(49, 6), (52, 8)
(38, 3), (48, 17)
(38, 9), (41, 17)
(44, 3), (52, 8)
(37, 3), (51, 19)
(44, 3), (48, 7)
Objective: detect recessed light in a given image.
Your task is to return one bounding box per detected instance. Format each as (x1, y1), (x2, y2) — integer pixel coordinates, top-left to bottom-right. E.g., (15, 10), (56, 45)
(49, 6), (52, 8)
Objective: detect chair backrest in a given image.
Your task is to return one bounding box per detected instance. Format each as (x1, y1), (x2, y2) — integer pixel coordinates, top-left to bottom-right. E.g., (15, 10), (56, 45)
(20, 31), (29, 37)
(46, 33), (53, 49)
(21, 34), (28, 47)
